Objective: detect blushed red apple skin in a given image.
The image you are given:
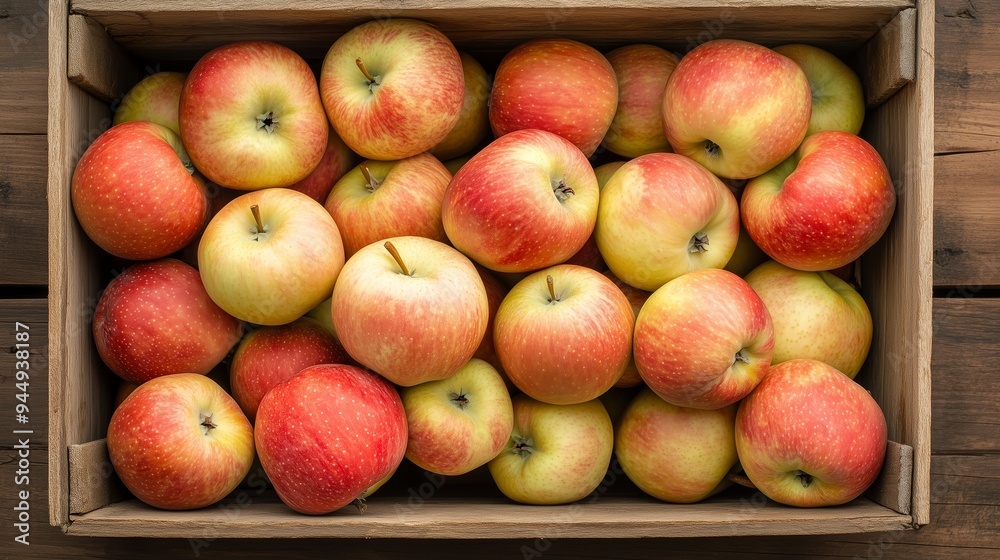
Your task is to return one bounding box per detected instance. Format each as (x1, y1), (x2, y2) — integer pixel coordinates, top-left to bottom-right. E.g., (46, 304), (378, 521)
(634, 268), (774, 409)
(254, 364), (408, 515)
(442, 129), (599, 273)
(604, 44), (678, 157)
(604, 270), (651, 388)
(180, 41), (329, 190)
(287, 127), (355, 203)
(71, 121), (208, 260)
(741, 131), (896, 272)
(107, 374), (255, 510)
(320, 19), (464, 161)
(735, 359), (888, 507)
(229, 317), (352, 422)
(663, 39), (811, 179)
(325, 153), (451, 258)
(93, 259), (243, 384)
(490, 38), (618, 157)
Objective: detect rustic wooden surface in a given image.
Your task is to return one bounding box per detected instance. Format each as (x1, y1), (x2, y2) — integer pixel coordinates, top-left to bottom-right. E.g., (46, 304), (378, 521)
(1, 0), (998, 556)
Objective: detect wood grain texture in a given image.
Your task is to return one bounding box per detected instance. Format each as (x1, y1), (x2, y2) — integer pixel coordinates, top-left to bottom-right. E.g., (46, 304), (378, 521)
(67, 14), (142, 102)
(0, 135), (48, 285)
(69, 1), (908, 61)
(933, 150), (1000, 287)
(68, 438), (125, 515)
(866, 441), (913, 514)
(856, 0), (935, 526)
(0, 0), (48, 133)
(853, 8), (916, 107)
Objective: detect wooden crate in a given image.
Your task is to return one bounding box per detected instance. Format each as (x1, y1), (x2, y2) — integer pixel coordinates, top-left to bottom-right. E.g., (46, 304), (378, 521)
(47, 0), (934, 538)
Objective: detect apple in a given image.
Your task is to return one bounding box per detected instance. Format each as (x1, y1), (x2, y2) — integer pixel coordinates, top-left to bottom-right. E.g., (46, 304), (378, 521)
(490, 39), (617, 158)
(442, 129), (599, 273)
(305, 296), (336, 338)
(494, 264), (634, 405)
(255, 364), (408, 514)
(616, 388), (738, 503)
(596, 152), (739, 291)
(603, 270), (651, 388)
(594, 161), (626, 189)
(723, 226), (771, 278)
(773, 44), (865, 136)
(472, 265), (510, 383)
(662, 39), (811, 179)
(634, 268), (774, 409)
(230, 317), (353, 422)
(402, 358), (514, 476)
(744, 260), (872, 378)
(71, 121), (208, 260)
(180, 41), (328, 190)
(287, 127), (355, 203)
(107, 374), (254, 510)
(320, 19), (464, 160)
(324, 153), (451, 258)
(443, 155), (474, 176)
(93, 259), (243, 384)
(735, 359), (888, 507)
(489, 395), (613, 505)
(198, 188), (345, 326)
(741, 130), (896, 271)
(113, 71), (186, 135)
(331, 236), (488, 386)
(430, 52), (491, 160)
(604, 44), (678, 157)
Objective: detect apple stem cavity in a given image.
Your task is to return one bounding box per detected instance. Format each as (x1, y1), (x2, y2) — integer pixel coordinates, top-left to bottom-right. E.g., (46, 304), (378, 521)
(795, 470), (814, 488)
(199, 413), (217, 434)
(355, 58), (381, 92)
(255, 111), (279, 134)
(705, 140), (721, 159)
(250, 204), (266, 240)
(449, 391), (470, 410)
(552, 179), (575, 202)
(360, 163), (381, 192)
(546, 275), (560, 304)
(511, 435), (534, 460)
(689, 232), (709, 253)
(384, 241), (412, 277)
(734, 349), (751, 364)
(726, 471), (758, 490)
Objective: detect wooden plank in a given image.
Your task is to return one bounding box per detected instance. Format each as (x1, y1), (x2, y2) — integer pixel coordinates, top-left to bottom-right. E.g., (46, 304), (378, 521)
(0, 0), (48, 133)
(931, 298), (1000, 454)
(68, 439), (125, 515)
(67, 14), (143, 102)
(0, 299), (48, 446)
(866, 441), (913, 515)
(852, 8), (916, 107)
(935, 0), (1000, 154)
(70, 1), (909, 61)
(66, 496), (912, 538)
(0, 135), (48, 286)
(856, 0), (934, 527)
(933, 150), (1000, 287)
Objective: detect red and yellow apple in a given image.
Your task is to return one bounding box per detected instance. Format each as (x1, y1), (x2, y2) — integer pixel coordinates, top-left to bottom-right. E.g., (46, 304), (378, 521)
(431, 52), (491, 160)
(113, 71), (186, 135)
(773, 44), (864, 136)
(287, 127), (355, 203)
(604, 44), (678, 157)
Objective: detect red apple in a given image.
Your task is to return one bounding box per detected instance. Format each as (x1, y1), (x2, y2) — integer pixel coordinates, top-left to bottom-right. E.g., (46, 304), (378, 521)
(472, 265), (510, 383)
(634, 268), (774, 409)
(735, 359), (888, 507)
(331, 237), (488, 386)
(596, 152), (739, 291)
(603, 270), (651, 388)
(443, 129), (599, 273)
(324, 153), (451, 258)
(71, 121), (208, 260)
(255, 364), (407, 514)
(741, 130), (896, 271)
(490, 39), (618, 157)
(113, 71), (186, 135)
(430, 52), (491, 160)
(230, 317), (352, 422)
(494, 265), (634, 405)
(604, 44), (678, 157)
(180, 41), (328, 190)
(107, 374), (254, 510)
(663, 39), (811, 179)
(320, 19), (464, 160)
(287, 127), (355, 203)
(93, 259), (243, 384)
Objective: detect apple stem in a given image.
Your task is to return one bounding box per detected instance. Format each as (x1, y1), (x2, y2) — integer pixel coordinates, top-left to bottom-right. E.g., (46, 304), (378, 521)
(384, 241), (411, 276)
(546, 275), (558, 303)
(689, 232), (709, 253)
(250, 204), (265, 237)
(726, 471), (757, 490)
(356, 57), (377, 83)
(449, 391), (470, 410)
(200, 413), (217, 432)
(552, 179), (575, 202)
(352, 496), (368, 514)
(359, 162), (381, 192)
(734, 349), (751, 364)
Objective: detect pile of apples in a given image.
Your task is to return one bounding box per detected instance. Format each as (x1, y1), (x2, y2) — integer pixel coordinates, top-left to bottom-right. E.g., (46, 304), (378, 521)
(73, 18), (896, 515)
